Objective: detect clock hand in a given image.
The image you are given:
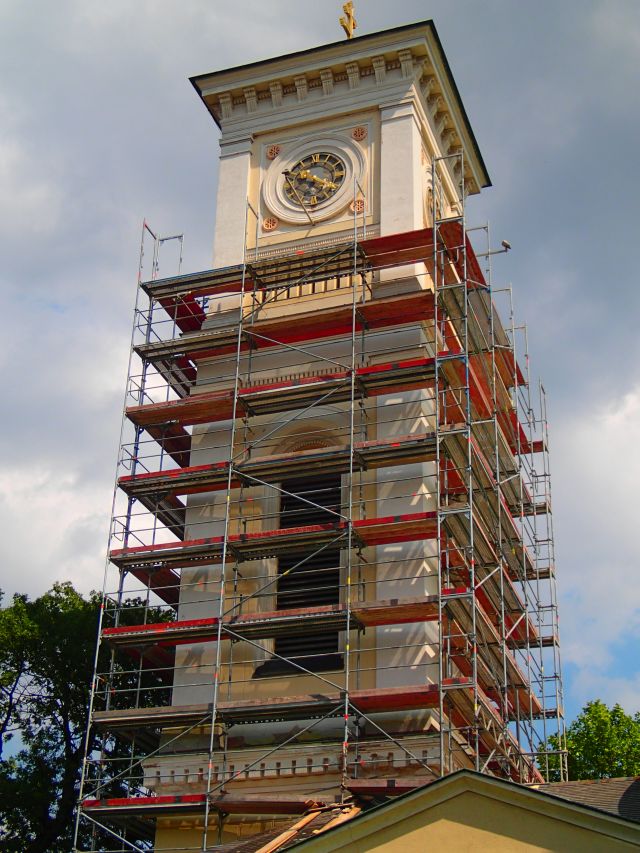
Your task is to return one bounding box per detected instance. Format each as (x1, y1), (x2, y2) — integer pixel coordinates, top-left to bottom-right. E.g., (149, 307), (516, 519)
(311, 175), (337, 189)
(299, 172), (338, 190)
(296, 170), (323, 184)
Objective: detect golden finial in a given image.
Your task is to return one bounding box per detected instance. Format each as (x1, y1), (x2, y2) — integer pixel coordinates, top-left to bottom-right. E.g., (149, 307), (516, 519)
(340, 2), (357, 39)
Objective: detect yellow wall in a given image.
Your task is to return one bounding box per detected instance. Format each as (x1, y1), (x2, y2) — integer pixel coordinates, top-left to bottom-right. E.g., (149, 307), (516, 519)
(293, 787), (640, 852)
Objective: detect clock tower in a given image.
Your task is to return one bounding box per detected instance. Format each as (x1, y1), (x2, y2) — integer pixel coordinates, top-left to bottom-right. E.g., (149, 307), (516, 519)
(77, 18), (564, 853)
(193, 19), (489, 271)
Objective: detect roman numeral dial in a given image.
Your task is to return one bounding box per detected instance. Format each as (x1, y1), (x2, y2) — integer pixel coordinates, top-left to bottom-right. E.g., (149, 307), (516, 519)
(284, 152), (346, 207)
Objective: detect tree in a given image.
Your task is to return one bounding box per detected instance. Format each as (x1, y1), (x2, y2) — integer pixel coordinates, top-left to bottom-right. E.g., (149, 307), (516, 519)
(0, 582), (170, 852)
(0, 583), (101, 852)
(541, 699), (640, 782)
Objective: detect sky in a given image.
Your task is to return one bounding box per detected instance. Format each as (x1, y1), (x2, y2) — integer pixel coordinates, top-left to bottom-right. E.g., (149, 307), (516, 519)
(1, 0), (639, 724)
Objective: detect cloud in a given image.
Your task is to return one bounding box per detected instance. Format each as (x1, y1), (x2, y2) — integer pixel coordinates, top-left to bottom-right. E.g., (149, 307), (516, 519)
(0, 98), (64, 240)
(553, 383), (640, 711)
(590, 0), (640, 69)
(0, 464), (109, 599)
(0, 0), (639, 722)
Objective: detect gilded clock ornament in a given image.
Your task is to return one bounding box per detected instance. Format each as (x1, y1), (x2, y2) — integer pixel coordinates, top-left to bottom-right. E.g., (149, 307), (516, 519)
(283, 152), (346, 208)
(262, 133), (367, 225)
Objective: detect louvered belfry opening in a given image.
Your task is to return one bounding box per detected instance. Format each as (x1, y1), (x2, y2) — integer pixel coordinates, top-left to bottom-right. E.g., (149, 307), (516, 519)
(255, 474), (343, 677)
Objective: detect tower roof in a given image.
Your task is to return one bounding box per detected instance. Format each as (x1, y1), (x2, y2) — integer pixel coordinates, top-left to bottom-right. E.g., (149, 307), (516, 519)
(190, 20), (491, 192)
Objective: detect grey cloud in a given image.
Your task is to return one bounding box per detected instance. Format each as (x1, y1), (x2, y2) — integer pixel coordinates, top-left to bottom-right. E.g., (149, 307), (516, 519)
(1, 0), (639, 715)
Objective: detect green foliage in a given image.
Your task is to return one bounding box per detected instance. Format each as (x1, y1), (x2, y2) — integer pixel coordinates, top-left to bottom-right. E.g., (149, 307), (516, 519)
(0, 582), (171, 852)
(0, 583), (100, 852)
(541, 699), (640, 782)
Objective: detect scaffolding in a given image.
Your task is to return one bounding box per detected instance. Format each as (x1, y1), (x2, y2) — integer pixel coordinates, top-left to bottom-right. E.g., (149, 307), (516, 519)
(74, 160), (566, 851)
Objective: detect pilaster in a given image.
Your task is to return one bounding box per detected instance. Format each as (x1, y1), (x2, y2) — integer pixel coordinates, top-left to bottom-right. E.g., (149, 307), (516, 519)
(212, 135), (253, 268)
(378, 100), (427, 292)
(379, 100), (423, 236)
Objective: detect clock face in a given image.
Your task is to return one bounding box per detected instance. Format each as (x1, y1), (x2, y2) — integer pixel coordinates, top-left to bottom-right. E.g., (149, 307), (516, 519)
(262, 134), (367, 225)
(283, 152), (346, 208)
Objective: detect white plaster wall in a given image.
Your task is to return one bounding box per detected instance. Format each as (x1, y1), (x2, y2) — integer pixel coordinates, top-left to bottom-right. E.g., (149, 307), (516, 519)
(375, 390), (439, 690)
(212, 137), (253, 268)
(170, 299), (439, 704)
(378, 100), (429, 291)
(379, 102), (424, 235)
(371, 321), (439, 691)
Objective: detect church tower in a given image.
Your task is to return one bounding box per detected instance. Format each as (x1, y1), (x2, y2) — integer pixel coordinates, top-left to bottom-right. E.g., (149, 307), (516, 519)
(75, 17), (565, 853)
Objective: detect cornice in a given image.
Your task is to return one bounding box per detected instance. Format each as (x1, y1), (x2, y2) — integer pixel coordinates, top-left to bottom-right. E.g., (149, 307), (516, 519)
(207, 53), (414, 126)
(216, 71), (413, 143)
(218, 136), (253, 157)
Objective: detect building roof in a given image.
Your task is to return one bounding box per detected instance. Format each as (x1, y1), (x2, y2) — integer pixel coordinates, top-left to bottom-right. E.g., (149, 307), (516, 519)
(207, 772), (640, 851)
(536, 777), (640, 824)
(213, 806), (361, 853)
(281, 771), (640, 851)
